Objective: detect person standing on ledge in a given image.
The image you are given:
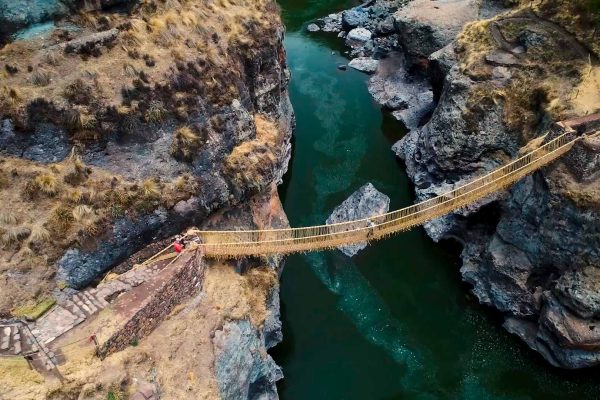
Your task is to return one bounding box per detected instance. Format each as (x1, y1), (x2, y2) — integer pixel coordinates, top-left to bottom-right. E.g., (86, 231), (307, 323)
(173, 235), (186, 254)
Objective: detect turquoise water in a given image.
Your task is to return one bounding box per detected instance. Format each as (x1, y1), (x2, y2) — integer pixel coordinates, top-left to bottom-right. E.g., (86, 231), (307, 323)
(272, 0), (600, 399)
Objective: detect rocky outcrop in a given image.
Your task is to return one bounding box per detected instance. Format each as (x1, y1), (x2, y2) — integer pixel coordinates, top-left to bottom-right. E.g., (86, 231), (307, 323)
(368, 52), (435, 130)
(197, 184), (288, 398)
(0, 0), (294, 313)
(326, 183), (390, 257)
(394, 4), (600, 368)
(393, 0), (480, 61)
(214, 319), (283, 400)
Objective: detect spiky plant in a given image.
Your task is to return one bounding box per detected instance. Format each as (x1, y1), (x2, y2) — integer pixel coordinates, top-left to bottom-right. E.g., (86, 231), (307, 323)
(141, 179), (160, 197)
(34, 174), (59, 196)
(72, 205), (94, 221)
(145, 101), (167, 123)
(52, 206), (74, 233)
(0, 212), (18, 226)
(29, 226), (50, 244)
(1, 226), (31, 245)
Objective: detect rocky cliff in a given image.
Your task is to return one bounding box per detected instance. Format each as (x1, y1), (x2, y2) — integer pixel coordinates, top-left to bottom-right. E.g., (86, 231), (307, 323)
(0, 0), (292, 398)
(0, 0), (293, 317)
(316, 0), (600, 369)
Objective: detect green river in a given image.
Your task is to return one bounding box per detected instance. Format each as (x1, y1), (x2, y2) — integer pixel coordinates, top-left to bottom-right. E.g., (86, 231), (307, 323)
(271, 0), (600, 398)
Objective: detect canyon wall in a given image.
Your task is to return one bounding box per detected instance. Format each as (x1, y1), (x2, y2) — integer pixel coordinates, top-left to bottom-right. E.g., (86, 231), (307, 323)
(0, 0), (292, 398)
(0, 0), (293, 314)
(318, 0), (600, 369)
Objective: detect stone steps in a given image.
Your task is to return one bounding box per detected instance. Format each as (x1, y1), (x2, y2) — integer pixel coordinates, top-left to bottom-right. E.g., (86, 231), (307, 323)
(0, 253), (170, 366)
(0, 324), (22, 356)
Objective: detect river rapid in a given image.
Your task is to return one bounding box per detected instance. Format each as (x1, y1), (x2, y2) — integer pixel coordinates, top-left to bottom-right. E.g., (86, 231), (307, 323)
(271, 0), (600, 398)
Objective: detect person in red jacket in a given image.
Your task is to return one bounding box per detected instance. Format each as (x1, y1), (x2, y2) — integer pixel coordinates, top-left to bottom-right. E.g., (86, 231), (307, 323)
(173, 235), (186, 253)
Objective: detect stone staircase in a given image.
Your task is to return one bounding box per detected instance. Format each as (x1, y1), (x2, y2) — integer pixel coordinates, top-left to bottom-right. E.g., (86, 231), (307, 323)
(0, 322), (57, 373)
(0, 253), (174, 374)
(0, 324), (23, 356)
(32, 262), (168, 346)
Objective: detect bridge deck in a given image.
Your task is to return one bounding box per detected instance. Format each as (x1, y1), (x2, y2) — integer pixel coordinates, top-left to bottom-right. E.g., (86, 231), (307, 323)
(191, 128), (597, 258)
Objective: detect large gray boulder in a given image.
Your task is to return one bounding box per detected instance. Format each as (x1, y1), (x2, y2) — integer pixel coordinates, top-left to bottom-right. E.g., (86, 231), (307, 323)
(348, 57), (379, 74)
(326, 183), (390, 257)
(213, 320), (282, 400)
(393, 0), (480, 59)
(346, 27), (372, 44)
(342, 7), (369, 30)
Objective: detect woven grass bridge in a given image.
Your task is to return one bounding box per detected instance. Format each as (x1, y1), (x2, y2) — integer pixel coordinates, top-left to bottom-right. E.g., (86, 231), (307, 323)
(189, 124), (598, 258)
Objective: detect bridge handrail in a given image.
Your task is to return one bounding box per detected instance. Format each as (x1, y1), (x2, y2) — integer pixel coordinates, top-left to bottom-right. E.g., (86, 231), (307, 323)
(191, 131), (576, 246)
(195, 131), (579, 251)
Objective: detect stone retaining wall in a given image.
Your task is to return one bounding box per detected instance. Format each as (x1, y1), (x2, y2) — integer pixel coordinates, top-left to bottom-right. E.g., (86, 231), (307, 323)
(98, 248), (206, 358)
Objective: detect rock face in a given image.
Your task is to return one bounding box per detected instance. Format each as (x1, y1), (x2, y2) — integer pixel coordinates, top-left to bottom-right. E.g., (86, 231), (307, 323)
(326, 183), (390, 257)
(394, 5), (600, 368)
(393, 0), (480, 61)
(369, 53), (435, 130)
(0, 0), (293, 315)
(214, 320), (283, 400)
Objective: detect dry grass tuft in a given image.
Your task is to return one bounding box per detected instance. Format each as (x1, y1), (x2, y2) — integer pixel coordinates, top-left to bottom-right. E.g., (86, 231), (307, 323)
(67, 189), (84, 204)
(1, 226), (31, 245)
(44, 51), (61, 66)
(141, 179), (160, 198)
(170, 126), (201, 160)
(33, 173), (58, 196)
(455, 20), (494, 80)
(51, 205), (74, 233)
(66, 110), (97, 131)
(123, 63), (138, 78)
(0, 212), (18, 226)
(31, 69), (52, 86)
(29, 226), (50, 244)
(63, 79), (92, 104)
(72, 205), (94, 221)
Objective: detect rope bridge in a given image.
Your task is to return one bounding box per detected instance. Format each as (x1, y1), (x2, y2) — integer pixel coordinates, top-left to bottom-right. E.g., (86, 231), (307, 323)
(189, 129), (595, 258)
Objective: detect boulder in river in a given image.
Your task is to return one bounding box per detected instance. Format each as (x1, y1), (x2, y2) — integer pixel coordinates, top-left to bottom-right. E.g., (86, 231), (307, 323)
(326, 183), (390, 257)
(306, 23), (320, 32)
(348, 57), (379, 74)
(346, 27), (372, 44)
